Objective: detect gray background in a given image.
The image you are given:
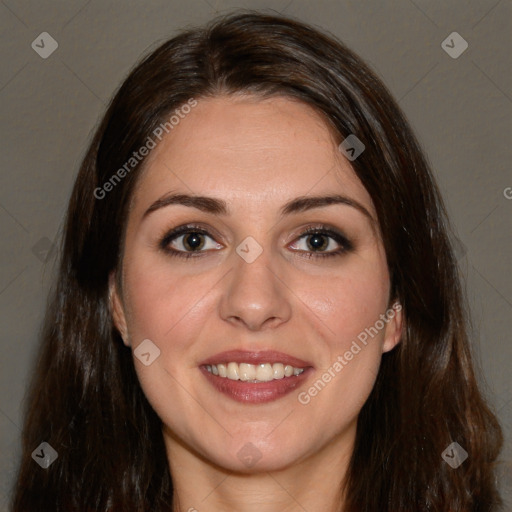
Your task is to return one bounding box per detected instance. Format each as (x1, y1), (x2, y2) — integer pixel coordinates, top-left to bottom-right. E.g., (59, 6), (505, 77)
(0, 0), (510, 509)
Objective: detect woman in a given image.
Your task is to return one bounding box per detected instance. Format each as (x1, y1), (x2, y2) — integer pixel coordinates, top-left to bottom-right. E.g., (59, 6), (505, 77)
(12, 11), (503, 511)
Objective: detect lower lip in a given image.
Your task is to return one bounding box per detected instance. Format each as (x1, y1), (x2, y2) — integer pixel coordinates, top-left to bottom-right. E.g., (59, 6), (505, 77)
(200, 366), (313, 404)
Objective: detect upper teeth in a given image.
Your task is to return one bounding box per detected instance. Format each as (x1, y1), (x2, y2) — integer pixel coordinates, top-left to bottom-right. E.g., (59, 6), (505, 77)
(205, 362), (304, 382)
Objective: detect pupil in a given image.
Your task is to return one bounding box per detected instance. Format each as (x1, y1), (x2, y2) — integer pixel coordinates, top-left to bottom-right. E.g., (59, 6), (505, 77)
(308, 234), (327, 251)
(184, 233), (204, 251)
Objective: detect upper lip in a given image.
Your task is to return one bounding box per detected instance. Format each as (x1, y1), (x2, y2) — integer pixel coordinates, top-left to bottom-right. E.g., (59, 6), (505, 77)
(199, 350), (313, 368)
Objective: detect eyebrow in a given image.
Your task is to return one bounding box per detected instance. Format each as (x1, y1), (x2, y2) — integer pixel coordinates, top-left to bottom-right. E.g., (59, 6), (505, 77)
(142, 192), (375, 224)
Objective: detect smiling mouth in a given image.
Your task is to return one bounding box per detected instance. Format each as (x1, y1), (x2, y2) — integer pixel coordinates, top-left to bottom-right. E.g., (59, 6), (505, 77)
(205, 362), (305, 382)
(199, 350), (313, 403)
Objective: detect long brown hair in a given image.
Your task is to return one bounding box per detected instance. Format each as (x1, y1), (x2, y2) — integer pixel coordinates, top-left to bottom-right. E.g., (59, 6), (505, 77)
(12, 11), (503, 511)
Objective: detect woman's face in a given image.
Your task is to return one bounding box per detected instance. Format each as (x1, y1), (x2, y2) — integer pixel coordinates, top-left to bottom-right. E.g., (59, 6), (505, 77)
(111, 94), (402, 473)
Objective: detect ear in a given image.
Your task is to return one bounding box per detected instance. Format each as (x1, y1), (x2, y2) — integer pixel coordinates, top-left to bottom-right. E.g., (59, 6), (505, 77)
(382, 302), (404, 353)
(108, 271), (130, 347)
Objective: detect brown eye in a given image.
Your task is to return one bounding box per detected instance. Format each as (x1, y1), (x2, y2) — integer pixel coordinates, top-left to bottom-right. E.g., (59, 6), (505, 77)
(305, 233), (330, 251)
(181, 232), (206, 251)
(289, 226), (353, 259)
(160, 225), (223, 259)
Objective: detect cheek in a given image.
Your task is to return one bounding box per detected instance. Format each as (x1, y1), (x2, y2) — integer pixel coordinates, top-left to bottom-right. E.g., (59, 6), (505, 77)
(299, 257), (390, 351)
(123, 244), (390, 360)
(122, 258), (218, 428)
(295, 258), (390, 413)
(124, 260), (213, 353)
(294, 258), (391, 428)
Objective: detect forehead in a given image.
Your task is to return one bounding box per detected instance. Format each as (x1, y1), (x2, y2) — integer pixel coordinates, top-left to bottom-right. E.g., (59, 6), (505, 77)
(131, 94), (375, 219)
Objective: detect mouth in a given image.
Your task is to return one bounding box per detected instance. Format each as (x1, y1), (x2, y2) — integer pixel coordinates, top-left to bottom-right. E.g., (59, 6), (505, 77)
(199, 350), (313, 404)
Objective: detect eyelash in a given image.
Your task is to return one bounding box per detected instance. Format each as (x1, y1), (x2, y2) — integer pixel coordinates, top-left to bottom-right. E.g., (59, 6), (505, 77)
(158, 223), (353, 260)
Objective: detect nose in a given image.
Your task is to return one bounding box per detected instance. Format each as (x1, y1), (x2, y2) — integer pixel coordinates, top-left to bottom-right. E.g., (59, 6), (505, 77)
(219, 244), (292, 332)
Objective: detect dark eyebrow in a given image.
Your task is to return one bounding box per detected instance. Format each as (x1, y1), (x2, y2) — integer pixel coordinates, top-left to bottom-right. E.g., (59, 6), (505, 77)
(280, 194), (374, 224)
(142, 192), (375, 224)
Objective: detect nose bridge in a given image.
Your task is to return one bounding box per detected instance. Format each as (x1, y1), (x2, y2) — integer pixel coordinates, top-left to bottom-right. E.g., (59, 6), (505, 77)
(219, 235), (292, 331)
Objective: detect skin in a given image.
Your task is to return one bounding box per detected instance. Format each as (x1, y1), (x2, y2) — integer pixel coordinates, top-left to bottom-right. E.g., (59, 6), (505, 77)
(110, 94), (403, 511)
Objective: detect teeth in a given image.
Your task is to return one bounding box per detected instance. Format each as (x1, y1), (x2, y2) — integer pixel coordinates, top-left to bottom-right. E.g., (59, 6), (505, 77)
(273, 363), (285, 379)
(205, 362), (305, 381)
(227, 362), (239, 380)
(217, 363), (227, 377)
(239, 363), (256, 381)
(255, 363), (274, 381)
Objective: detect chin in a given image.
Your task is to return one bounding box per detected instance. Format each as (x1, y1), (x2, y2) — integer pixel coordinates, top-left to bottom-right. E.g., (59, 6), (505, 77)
(212, 435), (308, 474)
(208, 450), (303, 474)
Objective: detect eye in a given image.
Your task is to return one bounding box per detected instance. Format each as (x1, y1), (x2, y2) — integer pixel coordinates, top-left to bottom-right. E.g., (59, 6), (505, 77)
(159, 223), (353, 260)
(160, 224), (222, 259)
(289, 226), (353, 259)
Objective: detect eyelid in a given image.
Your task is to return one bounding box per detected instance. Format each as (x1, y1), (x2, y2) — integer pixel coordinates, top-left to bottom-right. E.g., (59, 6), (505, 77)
(159, 222), (223, 247)
(289, 224), (353, 253)
(158, 222), (353, 258)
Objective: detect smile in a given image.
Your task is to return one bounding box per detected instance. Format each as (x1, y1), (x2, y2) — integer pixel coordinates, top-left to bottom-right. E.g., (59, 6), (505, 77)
(199, 350), (313, 403)
(205, 362), (304, 382)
